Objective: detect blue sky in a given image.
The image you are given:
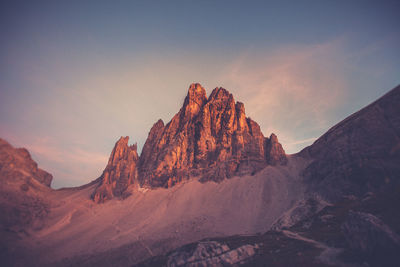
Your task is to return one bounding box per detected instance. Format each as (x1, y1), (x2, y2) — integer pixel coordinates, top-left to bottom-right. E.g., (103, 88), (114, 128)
(1, 0), (399, 188)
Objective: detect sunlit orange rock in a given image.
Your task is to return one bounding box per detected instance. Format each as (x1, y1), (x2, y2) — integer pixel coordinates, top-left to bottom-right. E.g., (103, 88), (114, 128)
(139, 83), (287, 187)
(93, 83), (287, 202)
(92, 136), (138, 203)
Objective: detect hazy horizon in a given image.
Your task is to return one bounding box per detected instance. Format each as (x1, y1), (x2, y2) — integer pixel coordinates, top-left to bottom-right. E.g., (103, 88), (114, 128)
(1, 0), (399, 188)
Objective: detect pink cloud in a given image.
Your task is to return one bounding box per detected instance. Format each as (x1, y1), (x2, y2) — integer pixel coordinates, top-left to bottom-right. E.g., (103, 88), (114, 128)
(217, 39), (352, 153)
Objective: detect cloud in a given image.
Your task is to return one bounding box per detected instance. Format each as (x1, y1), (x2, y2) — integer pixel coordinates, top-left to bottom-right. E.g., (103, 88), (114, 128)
(27, 137), (109, 187)
(217, 39), (351, 153)
(287, 137), (318, 146)
(26, 136), (108, 165)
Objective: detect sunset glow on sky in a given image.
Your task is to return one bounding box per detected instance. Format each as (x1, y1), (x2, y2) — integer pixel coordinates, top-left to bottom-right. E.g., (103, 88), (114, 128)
(1, 1), (399, 188)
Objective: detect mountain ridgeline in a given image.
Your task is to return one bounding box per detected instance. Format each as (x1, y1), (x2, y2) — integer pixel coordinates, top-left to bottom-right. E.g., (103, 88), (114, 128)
(92, 83), (287, 203)
(1, 84), (399, 267)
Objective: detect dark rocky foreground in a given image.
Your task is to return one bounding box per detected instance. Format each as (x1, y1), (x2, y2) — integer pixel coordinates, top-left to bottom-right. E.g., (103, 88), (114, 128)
(137, 85), (400, 266)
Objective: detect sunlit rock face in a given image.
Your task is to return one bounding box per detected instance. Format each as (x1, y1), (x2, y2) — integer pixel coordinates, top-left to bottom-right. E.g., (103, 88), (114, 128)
(93, 83), (287, 201)
(92, 136), (138, 203)
(139, 83), (287, 188)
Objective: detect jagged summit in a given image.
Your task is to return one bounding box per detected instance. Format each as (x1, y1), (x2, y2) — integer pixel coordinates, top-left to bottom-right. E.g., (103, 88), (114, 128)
(181, 83), (208, 121)
(92, 83), (287, 202)
(92, 136), (139, 203)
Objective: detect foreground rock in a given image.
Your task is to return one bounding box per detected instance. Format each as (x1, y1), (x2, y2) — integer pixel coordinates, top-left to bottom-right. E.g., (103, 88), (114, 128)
(166, 241), (258, 267)
(341, 210), (400, 253)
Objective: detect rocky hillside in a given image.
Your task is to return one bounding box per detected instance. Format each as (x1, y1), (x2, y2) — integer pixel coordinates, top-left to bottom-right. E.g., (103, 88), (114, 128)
(0, 139), (54, 264)
(139, 85), (400, 267)
(0, 138), (52, 187)
(300, 84), (400, 201)
(93, 83), (287, 202)
(0, 138), (53, 230)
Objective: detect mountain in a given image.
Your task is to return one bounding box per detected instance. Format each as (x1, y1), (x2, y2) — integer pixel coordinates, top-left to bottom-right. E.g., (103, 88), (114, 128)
(91, 137), (139, 203)
(300, 85), (400, 201)
(139, 84), (400, 267)
(0, 138), (53, 230)
(0, 138), (53, 264)
(92, 83), (287, 203)
(0, 84), (399, 267)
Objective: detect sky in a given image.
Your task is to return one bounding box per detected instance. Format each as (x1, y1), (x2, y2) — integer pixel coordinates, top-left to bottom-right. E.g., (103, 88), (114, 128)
(0, 0), (399, 188)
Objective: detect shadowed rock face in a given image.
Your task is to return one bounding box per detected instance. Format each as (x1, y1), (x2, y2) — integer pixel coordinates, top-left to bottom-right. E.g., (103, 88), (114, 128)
(0, 138), (53, 187)
(166, 241), (258, 267)
(300, 85), (400, 201)
(138, 83), (286, 188)
(93, 83), (287, 201)
(265, 133), (288, 165)
(341, 210), (400, 253)
(92, 136), (138, 203)
(0, 138), (52, 234)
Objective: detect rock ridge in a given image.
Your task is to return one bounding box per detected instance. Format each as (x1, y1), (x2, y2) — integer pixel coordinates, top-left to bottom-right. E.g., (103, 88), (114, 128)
(92, 83), (287, 202)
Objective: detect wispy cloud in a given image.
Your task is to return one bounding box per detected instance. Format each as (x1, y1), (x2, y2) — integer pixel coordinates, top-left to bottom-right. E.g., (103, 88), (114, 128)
(287, 137), (318, 146)
(218, 39), (352, 153)
(27, 136), (108, 165)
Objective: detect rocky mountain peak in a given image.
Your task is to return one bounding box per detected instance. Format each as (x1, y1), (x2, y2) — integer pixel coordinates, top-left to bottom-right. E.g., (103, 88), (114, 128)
(93, 83), (287, 202)
(139, 84), (286, 187)
(92, 136), (139, 203)
(209, 87), (232, 102)
(108, 136), (137, 165)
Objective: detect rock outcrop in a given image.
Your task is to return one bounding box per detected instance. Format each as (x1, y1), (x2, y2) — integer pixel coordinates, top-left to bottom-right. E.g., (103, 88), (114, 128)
(139, 83), (286, 188)
(341, 211), (400, 253)
(0, 138), (53, 187)
(167, 241), (258, 267)
(265, 133), (288, 165)
(93, 83), (287, 201)
(0, 138), (52, 233)
(92, 136), (138, 203)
